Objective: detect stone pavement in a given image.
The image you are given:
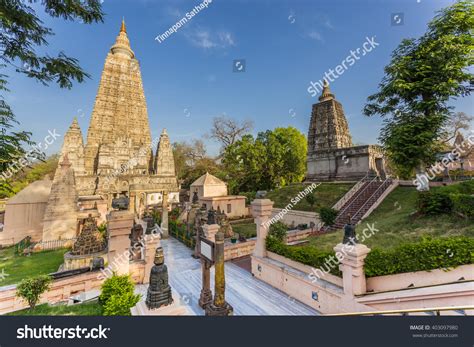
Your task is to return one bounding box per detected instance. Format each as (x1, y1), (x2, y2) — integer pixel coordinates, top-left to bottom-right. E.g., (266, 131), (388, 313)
(138, 237), (319, 316)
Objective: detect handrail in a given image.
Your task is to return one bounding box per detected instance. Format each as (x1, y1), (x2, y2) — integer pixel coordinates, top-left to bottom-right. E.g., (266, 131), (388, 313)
(333, 173), (370, 210)
(325, 305), (474, 316)
(337, 174), (379, 222)
(352, 178), (391, 222)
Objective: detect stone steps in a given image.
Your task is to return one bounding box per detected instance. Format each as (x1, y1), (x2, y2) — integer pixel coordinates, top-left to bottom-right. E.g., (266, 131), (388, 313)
(322, 178), (392, 232)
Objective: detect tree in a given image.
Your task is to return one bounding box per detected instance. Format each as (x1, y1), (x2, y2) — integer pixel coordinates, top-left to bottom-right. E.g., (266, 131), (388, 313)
(363, 1), (473, 179)
(305, 193), (316, 208)
(208, 115), (253, 151)
(319, 207), (338, 226)
(1, 0), (104, 192)
(172, 140), (221, 188)
(222, 127), (307, 193)
(441, 112), (473, 145)
(16, 275), (52, 310)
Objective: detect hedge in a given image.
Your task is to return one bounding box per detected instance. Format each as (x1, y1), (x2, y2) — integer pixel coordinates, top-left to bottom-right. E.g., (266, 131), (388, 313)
(266, 236), (474, 278)
(451, 193), (474, 218)
(266, 236), (342, 276)
(169, 220), (195, 249)
(364, 236), (474, 277)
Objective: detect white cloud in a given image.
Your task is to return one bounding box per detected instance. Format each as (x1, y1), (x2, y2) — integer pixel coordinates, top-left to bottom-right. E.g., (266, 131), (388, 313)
(308, 31), (324, 42)
(218, 31), (235, 46)
(185, 29), (236, 49)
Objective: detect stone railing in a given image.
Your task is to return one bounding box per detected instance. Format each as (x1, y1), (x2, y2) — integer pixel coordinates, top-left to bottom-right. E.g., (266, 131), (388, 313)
(332, 174), (369, 210)
(250, 198), (474, 315)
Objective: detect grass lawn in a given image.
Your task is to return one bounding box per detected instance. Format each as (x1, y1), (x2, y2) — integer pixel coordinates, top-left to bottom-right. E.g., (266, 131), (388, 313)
(266, 182), (354, 212)
(0, 247), (67, 286)
(8, 302), (103, 316)
(307, 182), (474, 252)
(232, 222), (257, 239)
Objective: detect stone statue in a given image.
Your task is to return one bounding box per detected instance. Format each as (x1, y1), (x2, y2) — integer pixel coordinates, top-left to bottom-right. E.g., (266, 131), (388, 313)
(216, 208), (234, 238)
(343, 214), (357, 245)
(112, 195), (129, 210)
(145, 247), (173, 309)
(207, 208), (217, 225)
(192, 191), (199, 204)
(71, 215), (106, 256)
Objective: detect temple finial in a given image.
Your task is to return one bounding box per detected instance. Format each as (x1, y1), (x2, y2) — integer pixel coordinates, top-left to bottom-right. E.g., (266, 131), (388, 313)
(319, 79), (335, 102)
(120, 17), (126, 33)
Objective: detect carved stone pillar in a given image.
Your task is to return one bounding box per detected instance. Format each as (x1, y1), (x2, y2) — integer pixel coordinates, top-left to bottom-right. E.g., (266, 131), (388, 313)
(251, 199), (274, 258)
(333, 243), (371, 296)
(199, 260), (212, 308)
(205, 231), (233, 316)
(161, 191), (169, 239)
(107, 210), (134, 275)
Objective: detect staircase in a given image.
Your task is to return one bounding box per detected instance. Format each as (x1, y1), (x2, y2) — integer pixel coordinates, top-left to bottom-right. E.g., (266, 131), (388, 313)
(322, 174), (393, 232)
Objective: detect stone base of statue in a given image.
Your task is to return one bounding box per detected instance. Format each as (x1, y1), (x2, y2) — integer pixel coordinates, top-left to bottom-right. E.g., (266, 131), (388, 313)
(205, 302), (233, 316)
(199, 289), (213, 308)
(132, 293), (189, 316)
(145, 285), (173, 309)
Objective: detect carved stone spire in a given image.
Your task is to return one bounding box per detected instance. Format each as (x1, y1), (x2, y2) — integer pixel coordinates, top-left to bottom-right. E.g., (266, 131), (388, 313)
(308, 83), (352, 152)
(60, 118), (85, 175)
(84, 20), (151, 175)
(155, 129), (176, 176)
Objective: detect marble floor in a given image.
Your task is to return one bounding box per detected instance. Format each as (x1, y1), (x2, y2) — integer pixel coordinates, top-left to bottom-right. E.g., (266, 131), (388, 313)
(138, 237), (319, 316)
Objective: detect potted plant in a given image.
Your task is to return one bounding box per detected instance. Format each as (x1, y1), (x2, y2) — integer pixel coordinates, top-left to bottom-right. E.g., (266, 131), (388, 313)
(231, 233), (239, 244)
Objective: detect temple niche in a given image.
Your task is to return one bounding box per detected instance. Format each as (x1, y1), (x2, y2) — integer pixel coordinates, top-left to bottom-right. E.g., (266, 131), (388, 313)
(306, 81), (386, 181)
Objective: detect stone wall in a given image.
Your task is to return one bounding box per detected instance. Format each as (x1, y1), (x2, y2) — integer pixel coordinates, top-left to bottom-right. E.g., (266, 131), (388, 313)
(271, 208), (320, 228)
(0, 271), (104, 315)
(224, 239), (256, 261)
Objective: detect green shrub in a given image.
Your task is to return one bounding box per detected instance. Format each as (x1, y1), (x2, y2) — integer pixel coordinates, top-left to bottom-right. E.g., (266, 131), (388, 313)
(99, 274), (135, 305)
(240, 191), (257, 205)
(319, 207), (338, 226)
(365, 237), (474, 277)
(169, 220), (195, 248)
(99, 274), (139, 316)
(102, 292), (140, 316)
(16, 275), (52, 310)
(268, 221), (287, 242)
(417, 191), (453, 215)
(266, 237), (341, 276)
(305, 194), (316, 207)
(451, 193), (474, 218)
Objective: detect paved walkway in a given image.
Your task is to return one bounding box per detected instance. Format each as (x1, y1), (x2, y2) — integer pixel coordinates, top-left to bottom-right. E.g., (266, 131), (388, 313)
(150, 237), (318, 316)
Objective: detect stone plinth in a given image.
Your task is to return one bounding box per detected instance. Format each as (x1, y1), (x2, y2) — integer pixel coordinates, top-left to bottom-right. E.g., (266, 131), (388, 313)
(143, 233), (160, 284)
(202, 223), (219, 243)
(251, 199), (274, 258)
(107, 210), (134, 275)
(334, 243), (371, 296)
(63, 250), (107, 271)
(131, 293), (189, 316)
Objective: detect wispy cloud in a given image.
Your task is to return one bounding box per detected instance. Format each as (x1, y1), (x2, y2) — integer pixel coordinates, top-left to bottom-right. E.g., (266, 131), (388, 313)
(307, 31), (324, 42)
(185, 28), (236, 49)
(218, 31), (235, 47)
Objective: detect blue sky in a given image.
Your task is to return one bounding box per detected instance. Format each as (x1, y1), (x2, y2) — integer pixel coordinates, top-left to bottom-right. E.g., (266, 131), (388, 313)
(4, 0), (472, 156)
